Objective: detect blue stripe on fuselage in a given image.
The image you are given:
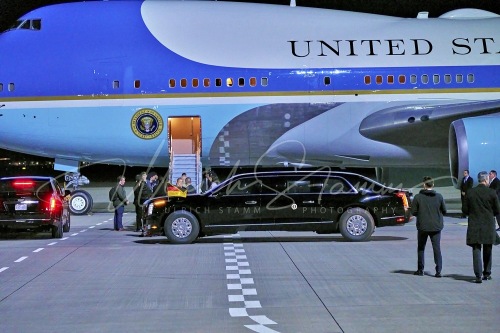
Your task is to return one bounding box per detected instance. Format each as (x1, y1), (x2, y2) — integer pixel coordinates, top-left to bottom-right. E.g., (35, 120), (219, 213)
(0, 1), (498, 101)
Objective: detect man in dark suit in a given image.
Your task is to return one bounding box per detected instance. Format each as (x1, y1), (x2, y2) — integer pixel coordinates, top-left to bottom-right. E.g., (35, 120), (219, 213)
(489, 170), (500, 230)
(463, 171), (500, 283)
(460, 170), (473, 218)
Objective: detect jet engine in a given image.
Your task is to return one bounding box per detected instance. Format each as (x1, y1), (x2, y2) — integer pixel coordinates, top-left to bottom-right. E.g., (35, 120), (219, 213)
(449, 116), (500, 188)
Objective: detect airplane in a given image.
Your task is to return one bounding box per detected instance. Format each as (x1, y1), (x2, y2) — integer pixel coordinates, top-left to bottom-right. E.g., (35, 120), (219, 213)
(0, 0), (499, 214)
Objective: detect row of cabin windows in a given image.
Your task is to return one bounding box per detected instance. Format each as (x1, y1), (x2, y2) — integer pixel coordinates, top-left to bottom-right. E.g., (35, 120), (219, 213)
(111, 77), (270, 89)
(168, 77), (269, 88)
(0, 73), (476, 94)
(361, 73), (475, 85)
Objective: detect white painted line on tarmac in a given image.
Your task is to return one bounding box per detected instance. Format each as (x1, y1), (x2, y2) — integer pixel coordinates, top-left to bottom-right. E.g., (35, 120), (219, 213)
(15, 256), (28, 263)
(70, 233), (79, 236)
(225, 236), (280, 333)
(89, 226), (95, 228)
(61, 237), (69, 240)
(80, 229), (87, 232)
(47, 242), (57, 246)
(0, 267), (9, 273)
(33, 248), (44, 253)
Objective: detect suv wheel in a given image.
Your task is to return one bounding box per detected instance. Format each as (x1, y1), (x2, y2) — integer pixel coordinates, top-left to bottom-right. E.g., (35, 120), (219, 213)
(164, 211), (200, 244)
(52, 219), (63, 239)
(339, 208), (374, 242)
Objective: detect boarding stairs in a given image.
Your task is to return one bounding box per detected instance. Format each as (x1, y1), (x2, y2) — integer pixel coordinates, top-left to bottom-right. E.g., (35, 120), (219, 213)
(170, 153), (201, 193)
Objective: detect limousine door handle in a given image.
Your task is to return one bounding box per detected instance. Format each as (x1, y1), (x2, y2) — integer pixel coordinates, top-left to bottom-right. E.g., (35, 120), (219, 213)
(245, 201), (257, 205)
(302, 200), (315, 204)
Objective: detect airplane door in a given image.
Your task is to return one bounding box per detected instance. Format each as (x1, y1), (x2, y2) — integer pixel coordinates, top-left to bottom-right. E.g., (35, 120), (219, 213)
(168, 116), (201, 154)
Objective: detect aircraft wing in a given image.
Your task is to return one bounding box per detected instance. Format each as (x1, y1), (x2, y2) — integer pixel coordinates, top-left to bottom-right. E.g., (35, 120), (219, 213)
(359, 100), (500, 147)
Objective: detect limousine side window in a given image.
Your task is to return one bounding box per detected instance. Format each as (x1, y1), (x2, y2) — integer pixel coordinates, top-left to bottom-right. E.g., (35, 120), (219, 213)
(222, 178), (261, 195)
(324, 177), (355, 194)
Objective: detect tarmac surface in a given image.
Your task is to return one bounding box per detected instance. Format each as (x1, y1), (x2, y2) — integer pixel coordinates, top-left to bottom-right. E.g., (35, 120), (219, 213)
(1, 212), (499, 333)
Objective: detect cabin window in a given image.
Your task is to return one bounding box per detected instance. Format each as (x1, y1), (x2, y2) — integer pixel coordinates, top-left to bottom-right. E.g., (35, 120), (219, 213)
(433, 74), (440, 84)
(8, 83), (15, 92)
(456, 74), (463, 83)
(226, 78), (233, 87)
(249, 77), (257, 87)
(444, 74), (451, 84)
(387, 75), (394, 84)
(180, 78), (187, 88)
(113, 80), (120, 89)
(238, 77), (245, 87)
(324, 76), (331, 85)
(0, 83), (3, 92)
(467, 74), (474, 83)
(192, 78), (199, 88)
(216, 78), (222, 87)
(261, 77), (268, 86)
(410, 74), (417, 84)
(375, 75), (382, 84)
(398, 75), (406, 84)
(134, 80), (141, 89)
(421, 75), (429, 84)
(203, 78), (210, 87)
(169, 79), (176, 88)
(364, 75), (371, 85)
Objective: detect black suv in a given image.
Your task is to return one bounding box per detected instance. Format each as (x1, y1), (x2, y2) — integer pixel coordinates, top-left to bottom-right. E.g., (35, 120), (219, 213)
(143, 171), (411, 243)
(0, 176), (71, 238)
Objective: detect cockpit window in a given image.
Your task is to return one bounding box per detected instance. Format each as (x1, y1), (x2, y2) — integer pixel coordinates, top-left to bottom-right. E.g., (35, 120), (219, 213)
(9, 19), (42, 31)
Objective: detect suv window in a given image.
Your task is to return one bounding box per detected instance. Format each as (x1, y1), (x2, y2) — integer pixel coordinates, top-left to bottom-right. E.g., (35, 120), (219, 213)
(0, 179), (52, 196)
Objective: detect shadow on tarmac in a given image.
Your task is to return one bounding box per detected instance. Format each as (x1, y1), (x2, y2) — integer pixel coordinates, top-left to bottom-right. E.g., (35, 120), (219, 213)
(133, 234), (408, 245)
(392, 270), (479, 283)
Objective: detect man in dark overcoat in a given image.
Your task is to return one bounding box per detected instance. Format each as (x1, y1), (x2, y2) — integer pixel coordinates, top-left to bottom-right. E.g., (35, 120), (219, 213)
(489, 170), (500, 230)
(460, 170), (473, 218)
(463, 171), (500, 283)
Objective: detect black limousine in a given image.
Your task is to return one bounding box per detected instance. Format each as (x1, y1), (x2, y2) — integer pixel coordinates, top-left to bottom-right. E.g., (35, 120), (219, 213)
(143, 171), (412, 243)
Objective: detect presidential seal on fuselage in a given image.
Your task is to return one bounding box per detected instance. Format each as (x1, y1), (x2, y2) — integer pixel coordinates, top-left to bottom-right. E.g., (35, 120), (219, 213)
(131, 108), (164, 139)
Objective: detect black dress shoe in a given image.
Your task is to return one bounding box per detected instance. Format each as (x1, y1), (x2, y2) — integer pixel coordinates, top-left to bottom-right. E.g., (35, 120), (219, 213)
(474, 277), (483, 283)
(414, 270), (423, 276)
(482, 275), (492, 281)
(435, 273), (442, 278)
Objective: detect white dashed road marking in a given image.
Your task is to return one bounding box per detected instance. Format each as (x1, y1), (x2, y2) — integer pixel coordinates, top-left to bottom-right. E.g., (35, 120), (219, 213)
(0, 215), (115, 275)
(224, 236), (280, 333)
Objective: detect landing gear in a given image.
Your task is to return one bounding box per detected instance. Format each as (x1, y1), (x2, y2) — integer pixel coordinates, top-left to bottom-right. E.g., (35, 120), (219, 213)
(65, 172), (93, 215)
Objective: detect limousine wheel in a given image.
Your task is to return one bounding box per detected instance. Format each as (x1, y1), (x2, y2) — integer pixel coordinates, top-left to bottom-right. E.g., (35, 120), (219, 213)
(164, 211), (200, 244)
(339, 208), (374, 242)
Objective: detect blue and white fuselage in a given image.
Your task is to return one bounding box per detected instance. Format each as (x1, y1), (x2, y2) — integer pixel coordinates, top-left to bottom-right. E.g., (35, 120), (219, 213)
(0, 0), (499, 182)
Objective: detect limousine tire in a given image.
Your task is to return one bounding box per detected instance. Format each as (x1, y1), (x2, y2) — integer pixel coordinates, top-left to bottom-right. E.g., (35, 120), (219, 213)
(164, 211), (200, 244)
(339, 208), (374, 242)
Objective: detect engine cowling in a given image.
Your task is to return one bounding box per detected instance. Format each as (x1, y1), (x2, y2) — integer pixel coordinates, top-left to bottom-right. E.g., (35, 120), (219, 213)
(449, 116), (500, 188)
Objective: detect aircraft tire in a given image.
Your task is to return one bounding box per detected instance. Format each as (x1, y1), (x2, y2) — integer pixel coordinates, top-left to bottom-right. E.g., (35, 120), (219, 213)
(69, 190), (93, 215)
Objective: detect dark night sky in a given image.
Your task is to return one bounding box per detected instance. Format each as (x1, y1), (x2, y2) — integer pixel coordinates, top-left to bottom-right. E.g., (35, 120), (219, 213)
(1, 0), (499, 32)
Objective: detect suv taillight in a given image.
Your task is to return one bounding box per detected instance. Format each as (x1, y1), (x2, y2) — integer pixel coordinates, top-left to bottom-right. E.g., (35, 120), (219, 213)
(50, 197), (56, 212)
